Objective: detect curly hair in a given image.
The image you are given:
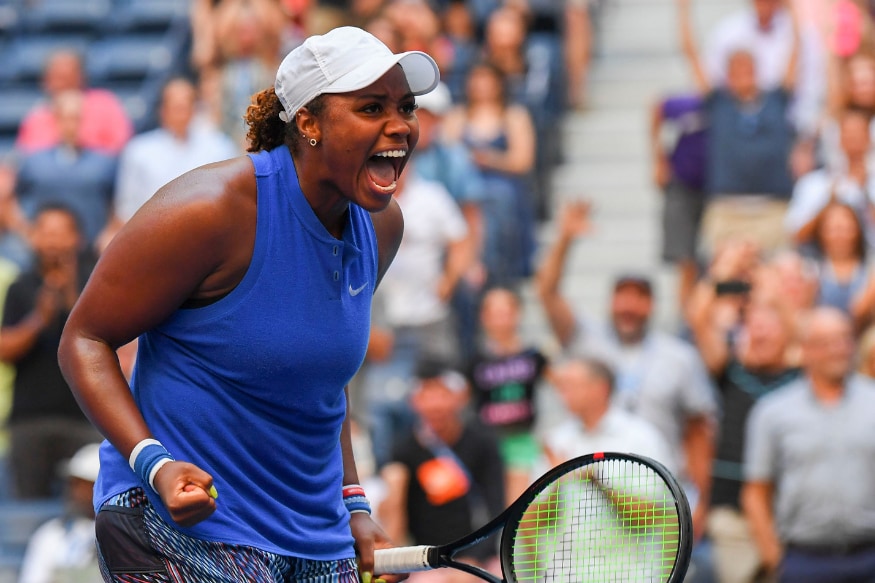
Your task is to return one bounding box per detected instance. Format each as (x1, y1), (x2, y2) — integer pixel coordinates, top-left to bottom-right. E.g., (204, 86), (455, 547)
(244, 88), (326, 154)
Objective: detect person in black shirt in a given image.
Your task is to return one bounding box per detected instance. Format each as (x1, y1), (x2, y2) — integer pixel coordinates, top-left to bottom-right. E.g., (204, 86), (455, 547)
(0, 203), (99, 498)
(380, 358), (505, 579)
(690, 276), (801, 583)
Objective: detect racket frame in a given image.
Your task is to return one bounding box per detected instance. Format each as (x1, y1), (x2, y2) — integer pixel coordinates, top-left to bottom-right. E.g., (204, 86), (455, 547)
(499, 451), (694, 583)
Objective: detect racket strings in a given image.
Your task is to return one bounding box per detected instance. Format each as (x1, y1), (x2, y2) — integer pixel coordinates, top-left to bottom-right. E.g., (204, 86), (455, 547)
(510, 459), (681, 583)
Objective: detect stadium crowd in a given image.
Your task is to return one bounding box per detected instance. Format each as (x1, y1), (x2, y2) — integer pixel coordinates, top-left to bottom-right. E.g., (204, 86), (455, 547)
(1, 0), (875, 582)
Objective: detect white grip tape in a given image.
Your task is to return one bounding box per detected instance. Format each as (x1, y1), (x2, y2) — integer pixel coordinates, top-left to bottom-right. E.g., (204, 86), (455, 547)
(374, 546), (435, 573)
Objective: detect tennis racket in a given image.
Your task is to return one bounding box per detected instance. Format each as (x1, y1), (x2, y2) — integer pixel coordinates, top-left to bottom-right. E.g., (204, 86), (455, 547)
(374, 451), (692, 583)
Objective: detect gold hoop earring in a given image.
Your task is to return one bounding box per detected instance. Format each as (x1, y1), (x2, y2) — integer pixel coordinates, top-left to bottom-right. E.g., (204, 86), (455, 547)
(309, 138), (318, 147)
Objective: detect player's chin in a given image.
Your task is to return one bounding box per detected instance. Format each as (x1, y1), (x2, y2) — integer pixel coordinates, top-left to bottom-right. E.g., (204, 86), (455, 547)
(354, 180), (396, 212)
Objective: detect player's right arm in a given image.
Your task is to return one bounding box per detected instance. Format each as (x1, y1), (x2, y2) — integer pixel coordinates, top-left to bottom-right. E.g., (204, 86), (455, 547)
(58, 156), (257, 526)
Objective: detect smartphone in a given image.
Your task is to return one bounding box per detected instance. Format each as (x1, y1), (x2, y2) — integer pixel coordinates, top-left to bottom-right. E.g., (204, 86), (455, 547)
(715, 280), (752, 296)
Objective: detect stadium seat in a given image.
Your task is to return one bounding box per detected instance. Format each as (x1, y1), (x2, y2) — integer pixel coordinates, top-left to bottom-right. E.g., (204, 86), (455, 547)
(19, 0), (111, 35)
(85, 34), (175, 84)
(100, 80), (162, 133)
(0, 498), (64, 578)
(0, 87), (43, 137)
(2, 34), (91, 84)
(105, 0), (189, 35)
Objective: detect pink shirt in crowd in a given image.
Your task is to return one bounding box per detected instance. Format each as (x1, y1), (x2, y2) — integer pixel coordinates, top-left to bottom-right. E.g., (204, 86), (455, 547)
(16, 89), (133, 155)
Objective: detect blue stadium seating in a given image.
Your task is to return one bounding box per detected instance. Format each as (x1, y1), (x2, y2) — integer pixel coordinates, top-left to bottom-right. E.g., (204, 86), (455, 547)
(0, 88), (42, 136)
(106, 0), (190, 35)
(0, 34), (92, 84)
(20, 0), (111, 35)
(0, 498), (65, 582)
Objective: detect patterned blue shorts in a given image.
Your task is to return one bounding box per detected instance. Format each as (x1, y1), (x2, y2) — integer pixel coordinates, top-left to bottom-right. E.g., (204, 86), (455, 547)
(96, 488), (360, 583)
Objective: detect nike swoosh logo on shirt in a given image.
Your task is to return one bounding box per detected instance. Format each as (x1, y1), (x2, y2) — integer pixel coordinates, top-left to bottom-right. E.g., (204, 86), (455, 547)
(349, 282), (369, 296)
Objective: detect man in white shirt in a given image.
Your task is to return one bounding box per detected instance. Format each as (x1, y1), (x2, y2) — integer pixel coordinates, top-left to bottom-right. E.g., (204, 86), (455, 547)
(785, 108), (875, 247)
(97, 78), (237, 250)
(360, 166), (470, 468)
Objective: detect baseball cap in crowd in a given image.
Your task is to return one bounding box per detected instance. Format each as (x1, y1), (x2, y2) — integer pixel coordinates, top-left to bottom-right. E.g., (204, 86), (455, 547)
(65, 442), (101, 483)
(275, 26), (441, 122)
(613, 273), (653, 296)
(415, 82), (453, 116)
(415, 357), (468, 393)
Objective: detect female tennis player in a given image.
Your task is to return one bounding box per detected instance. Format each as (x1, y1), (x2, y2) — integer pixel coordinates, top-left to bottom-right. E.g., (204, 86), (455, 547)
(58, 27), (439, 583)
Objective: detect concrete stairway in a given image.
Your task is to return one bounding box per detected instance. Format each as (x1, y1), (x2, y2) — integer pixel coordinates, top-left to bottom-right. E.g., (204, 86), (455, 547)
(521, 0), (745, 346)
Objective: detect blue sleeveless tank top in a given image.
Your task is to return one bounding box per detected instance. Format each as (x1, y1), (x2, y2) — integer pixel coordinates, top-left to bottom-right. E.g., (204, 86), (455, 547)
(94, 146), (378, 559)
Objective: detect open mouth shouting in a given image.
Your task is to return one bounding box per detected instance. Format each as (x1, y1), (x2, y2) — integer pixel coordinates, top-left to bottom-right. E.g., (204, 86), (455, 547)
(366, 148), (408, 195)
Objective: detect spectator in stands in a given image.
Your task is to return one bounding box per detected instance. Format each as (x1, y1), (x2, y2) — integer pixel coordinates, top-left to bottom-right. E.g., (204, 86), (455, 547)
(360, 166), (470, 468)
(443, 62), (537, 287)
(650, 92), (708, 310)
(0, 203), (99, 499)
(411, 82), (486, 357)
(15, 50), (132, 156)
(543, 355), (675, 473)
(808, 203), (872, 321)
(822, 53), (875, 172)
(14, 91), (116, 254)
(688, 253), (802, 583)
(679, 0), (800, 258)
(17, 442), (102, 583)
(379, 358), (505, 582)
(702, 0), (825, 143)
(742, 307), (875, 582)
(536, 200), (718, 541)
(200, 0), (284, 149)
(98, 78), (237, 252)
(0, 161), (30, 271)
(786, 108), (875, 249)
(481, 5), (563, 220)
(856, 323), (875, 378)
(467, 287), (548, 503)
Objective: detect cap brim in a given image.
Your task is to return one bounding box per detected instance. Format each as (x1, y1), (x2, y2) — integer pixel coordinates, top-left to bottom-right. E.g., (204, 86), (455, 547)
(323, 51), (439, 97)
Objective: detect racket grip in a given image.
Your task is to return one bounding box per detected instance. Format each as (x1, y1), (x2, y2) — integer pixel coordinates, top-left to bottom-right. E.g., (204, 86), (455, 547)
(374, 546), (435, 573)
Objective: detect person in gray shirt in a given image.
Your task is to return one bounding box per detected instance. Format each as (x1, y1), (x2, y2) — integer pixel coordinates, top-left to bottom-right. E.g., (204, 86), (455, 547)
(743, 307), (875, 582)
(536, 201), (718, 542)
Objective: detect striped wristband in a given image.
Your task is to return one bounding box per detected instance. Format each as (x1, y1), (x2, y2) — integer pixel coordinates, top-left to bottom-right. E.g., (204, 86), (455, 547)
(128, 438), (174, 492)
(343, 484), (372, 515)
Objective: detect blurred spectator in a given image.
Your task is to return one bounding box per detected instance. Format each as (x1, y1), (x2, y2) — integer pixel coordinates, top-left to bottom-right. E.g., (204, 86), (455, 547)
(702, 0), (825, 141)
(199, 0), (284, 149)
(0, 161), (31, 271)
(688, 255), (801, 583)
(807, 203), (871, 320)
(14, 91), (116, 254)
(785, 108), (875, 248)
(17, 442), (101, 583)
(536, 201), (718, 540)
(98, 78), (237, 251)
(742, 307), (875, 582)
(822, 53), (875, 172)
(679, 0), (799, 257)
(15, 50), (132, 156)
(0, 203), (99, 499)
(481, 6), (564, 219)
(412, 83), (486, 357)
(856, 323), (875, 378)
(360, 167), (469, 467)
(436, 0), (479, 104)
(650, 92), (708, 310)
(379, 359), (505, 583)
(542, 356), (675, 473)
(467, 287), (547, 503)
(443, 62), (537, 287)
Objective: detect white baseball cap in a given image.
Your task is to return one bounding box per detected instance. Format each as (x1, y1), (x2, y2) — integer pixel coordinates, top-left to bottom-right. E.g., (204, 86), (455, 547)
(415, 82), (453, 116)
(65, 443), (101, 483)
(275, 26), (440, 122)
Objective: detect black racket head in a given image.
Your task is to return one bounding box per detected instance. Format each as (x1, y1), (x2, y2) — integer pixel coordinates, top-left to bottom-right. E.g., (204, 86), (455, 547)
(499, 452), (693, 583)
